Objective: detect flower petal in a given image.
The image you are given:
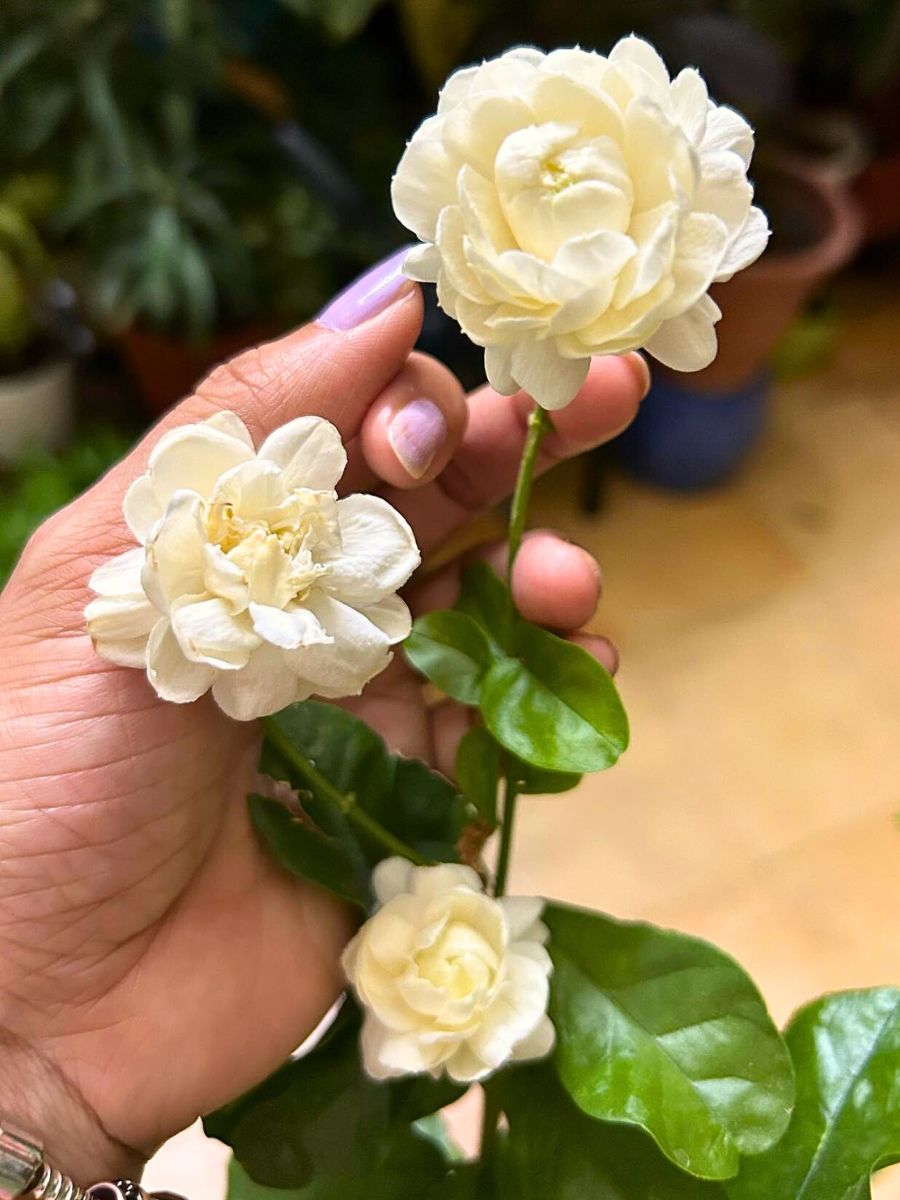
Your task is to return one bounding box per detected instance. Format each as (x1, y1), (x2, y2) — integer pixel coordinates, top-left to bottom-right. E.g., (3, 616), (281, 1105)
(204, 411), (254, 447)
(484, 345), (517, 394)
(288, 593), (392, 698)
(248, 601), (332, 650)
(325, 494), (420, 605)
(88, 547), (145, 596)
(85, 593), (157, 643)
(510, 339), (589, 410)
(403, 242), (441, 283)
(392, 114), (459, 242)
(170, 597), (261, 669)
(123, 476), (165, 543)
(372, 857), (415, 906)
(211, 643), (308, 721)
(358, 595), (412, 644)
(146, 421), (253, 506)
(146, 618), (215, 704)
(257, 415), (347, 492)
(643, 293), (721, 371)
(143, 491), (207, 612)
(717, 204), (770, 279)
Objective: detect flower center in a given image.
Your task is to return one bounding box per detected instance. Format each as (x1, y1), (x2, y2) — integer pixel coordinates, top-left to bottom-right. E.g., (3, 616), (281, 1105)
(206, 489), (340, 605)
(416, 920), (500, 1000)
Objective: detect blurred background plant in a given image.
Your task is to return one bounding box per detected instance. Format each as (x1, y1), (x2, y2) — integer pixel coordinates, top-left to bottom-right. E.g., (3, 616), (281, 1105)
(0, 0), (898, 536)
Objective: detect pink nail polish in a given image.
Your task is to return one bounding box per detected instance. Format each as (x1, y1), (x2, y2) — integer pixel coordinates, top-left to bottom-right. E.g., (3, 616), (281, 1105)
(388, 399), (447, 478)
(317, 247), (415, 331)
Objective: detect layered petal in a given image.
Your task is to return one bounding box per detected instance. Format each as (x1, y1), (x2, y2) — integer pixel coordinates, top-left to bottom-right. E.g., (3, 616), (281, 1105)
(325, 494), (420, 605)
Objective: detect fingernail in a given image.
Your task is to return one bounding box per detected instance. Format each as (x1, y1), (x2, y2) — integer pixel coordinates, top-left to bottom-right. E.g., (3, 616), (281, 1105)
(388, 398), (447, 478)
(317, 247), (415, 331)
(626, 351), (652, 400)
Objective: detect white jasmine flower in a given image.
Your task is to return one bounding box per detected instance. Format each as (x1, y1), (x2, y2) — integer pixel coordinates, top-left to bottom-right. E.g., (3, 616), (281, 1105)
(342, 858), (554, 1082)
(85, 412), (420, 721)
(392, 37), (769, 410)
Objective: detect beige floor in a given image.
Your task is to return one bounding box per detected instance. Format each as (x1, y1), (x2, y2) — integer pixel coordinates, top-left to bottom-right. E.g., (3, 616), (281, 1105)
(147, 279), (900, 1197)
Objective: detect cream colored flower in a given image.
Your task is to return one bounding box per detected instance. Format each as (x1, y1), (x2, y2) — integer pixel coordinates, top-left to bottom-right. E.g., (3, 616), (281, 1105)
(85, 412), (420, 721)
(392, 37), (769, 410)
(342, 858), (554, 1082)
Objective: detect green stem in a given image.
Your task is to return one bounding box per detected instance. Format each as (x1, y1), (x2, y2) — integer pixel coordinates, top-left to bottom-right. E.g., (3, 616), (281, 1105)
(479, 405), (549, 1172)
(493, 773), (519, 899)
(262, 717), (429, 866)
(507, 404), (552, 584)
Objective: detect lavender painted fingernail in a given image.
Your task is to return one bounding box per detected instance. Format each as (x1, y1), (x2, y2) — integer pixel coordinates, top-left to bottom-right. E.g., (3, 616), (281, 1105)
(388, 398), (447, 478)
(317, 247), (415, 331)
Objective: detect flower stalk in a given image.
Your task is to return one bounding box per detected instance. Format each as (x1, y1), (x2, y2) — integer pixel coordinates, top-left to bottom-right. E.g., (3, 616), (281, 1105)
(262, 717), (430, 866)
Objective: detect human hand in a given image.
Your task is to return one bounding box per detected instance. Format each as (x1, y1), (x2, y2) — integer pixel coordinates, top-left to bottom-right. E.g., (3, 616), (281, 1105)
(0, 251), (647, 1183)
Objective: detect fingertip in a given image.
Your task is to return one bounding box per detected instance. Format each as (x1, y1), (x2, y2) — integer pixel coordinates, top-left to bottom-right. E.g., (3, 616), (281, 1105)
(511, 531), (602, 629)
(361, 354), (467, 488)
(568, 632), (620, 676)
(541, 352), (650, 457)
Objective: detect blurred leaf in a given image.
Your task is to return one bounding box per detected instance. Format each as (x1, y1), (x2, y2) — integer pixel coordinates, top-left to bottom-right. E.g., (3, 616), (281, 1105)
(481, 625), (628, 773)
(730, 988), (900, 1200)
(493, 1063), (728, 1199)
(0, 28), (46, 90)
(277, 0), (386, 41)
(249, 794), (369, 909)
(545, 903), (795, 1180)
(397, 0), (483, 90)
(405, 609), (495, 705)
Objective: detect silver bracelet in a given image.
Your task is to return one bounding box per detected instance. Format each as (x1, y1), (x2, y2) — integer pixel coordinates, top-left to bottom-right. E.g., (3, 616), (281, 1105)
(0, 1124), (184, 1200)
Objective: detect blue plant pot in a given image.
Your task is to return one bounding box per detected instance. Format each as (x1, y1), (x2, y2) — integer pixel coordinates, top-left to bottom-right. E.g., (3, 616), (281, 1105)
(616, 370), (769, 491)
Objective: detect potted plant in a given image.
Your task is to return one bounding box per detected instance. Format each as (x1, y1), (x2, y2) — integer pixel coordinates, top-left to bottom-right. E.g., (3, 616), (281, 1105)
(0, 170), (73, 464)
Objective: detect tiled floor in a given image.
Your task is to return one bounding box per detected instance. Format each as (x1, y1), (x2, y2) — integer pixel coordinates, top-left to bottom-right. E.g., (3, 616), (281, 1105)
(147, 277), (900, 1197)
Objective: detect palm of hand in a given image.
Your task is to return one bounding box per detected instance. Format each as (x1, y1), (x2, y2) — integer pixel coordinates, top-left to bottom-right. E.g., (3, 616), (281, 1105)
(0, 295), (641, 1168)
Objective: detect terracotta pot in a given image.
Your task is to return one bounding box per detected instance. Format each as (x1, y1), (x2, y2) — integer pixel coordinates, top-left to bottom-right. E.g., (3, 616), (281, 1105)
(665, 164), (862, 393)
(853, 150), (900, 244)
(118, 321), (282, 415)
(0, 356), (74, 465)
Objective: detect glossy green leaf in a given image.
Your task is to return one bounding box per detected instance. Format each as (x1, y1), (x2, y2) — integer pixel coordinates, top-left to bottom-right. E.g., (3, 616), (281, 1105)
(454, 562), (513, 655)
(405, 610), (494, 704)
(208, 1001), (462, 1190)
(248, 794), (368, 909)
(265, 702), (467, 864)
(482, 625), (628, 773)
(493, 1064), (728, 1199)
(455, 726), (501, 825)
(545, 904), (794, 1181)
(729, 987), (900, 1200)
(507, 758), (581, 796)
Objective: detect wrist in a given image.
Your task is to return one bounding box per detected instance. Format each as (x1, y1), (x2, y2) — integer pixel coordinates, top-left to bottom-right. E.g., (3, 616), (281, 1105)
(0, 1028), (144, 1187)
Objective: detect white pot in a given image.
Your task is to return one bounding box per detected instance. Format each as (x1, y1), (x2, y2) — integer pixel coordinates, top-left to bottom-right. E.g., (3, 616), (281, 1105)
(0, 357), (74, 464)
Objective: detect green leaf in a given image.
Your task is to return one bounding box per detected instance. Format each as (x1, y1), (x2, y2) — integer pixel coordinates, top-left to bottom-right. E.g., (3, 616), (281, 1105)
(265, 702), (467, 864)
(455, 726), (501, 825)
(248, 794), (368, 909)
(454, 563), (513, 655)
(208, 1002), (461, 1190)
(482, 625), (628, 773)
(508, 758), (581, 796)
(493, 1063), (728, 1199)
(405, 610), (494, 705)
(545, 904), (794, 1181)
(227, 1132), (453, 1199)
(729, 988), (900, 1200)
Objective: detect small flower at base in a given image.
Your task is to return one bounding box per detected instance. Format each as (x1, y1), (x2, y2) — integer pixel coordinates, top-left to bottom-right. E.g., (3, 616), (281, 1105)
(342, 858), (555, 1083)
